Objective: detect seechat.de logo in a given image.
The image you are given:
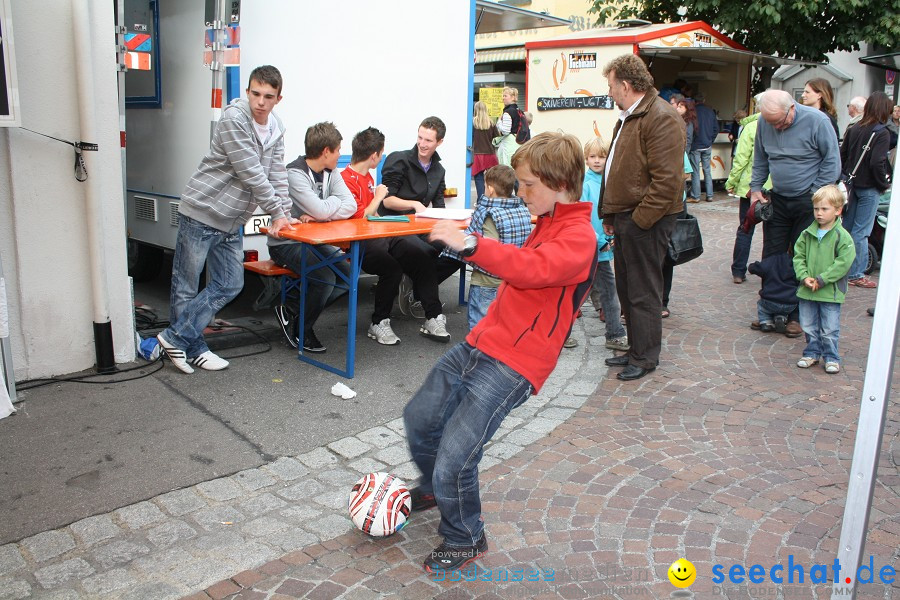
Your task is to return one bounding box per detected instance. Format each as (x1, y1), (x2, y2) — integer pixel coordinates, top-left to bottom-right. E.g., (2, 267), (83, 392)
(712, 555), (896, 586)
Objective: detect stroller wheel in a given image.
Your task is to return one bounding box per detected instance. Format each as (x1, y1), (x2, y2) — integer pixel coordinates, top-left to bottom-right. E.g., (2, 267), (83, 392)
(864, 242), (878, 275)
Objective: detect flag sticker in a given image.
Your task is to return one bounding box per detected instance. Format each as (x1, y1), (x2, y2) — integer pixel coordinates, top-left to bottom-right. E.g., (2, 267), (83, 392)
(125, 33), (151, 52)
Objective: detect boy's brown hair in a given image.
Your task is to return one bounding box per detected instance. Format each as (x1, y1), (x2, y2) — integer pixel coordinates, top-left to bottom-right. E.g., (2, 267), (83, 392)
(304, 122), (342, 159)
(483, 165), (517, 198)
(812, 184), (844, 211)
(583, 137), (610, 160)
(247, 65), (283, 95)
(512, 132), (584, 201)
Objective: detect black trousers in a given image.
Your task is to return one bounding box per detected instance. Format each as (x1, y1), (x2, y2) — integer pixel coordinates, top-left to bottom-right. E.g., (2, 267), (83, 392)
(361, 235), (442, 323)
(762, 190), (814, 258)
(613, 211), (677, 369)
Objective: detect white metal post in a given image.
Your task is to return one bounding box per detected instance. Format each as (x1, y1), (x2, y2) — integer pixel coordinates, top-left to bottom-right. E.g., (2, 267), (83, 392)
(831, 160), (900, 599)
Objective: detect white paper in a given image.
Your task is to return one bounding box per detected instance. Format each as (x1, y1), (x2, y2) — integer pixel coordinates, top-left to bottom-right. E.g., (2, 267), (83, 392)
(331, 382), (357, 399)
(417, 207), (473, 220)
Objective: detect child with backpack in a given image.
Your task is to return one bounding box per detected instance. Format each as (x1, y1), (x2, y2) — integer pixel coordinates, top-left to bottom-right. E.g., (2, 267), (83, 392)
(496, 87), (530, 166)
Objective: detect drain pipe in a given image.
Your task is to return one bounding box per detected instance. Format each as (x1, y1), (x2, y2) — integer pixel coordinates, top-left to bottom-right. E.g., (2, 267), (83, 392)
(72, 0), (116, 374)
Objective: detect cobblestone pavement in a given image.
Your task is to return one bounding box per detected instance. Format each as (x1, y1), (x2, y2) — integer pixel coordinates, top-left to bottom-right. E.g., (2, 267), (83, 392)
(2, 198), (898, 599)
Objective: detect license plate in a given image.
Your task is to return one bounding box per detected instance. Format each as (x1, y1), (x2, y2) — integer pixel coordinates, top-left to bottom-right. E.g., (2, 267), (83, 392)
(244, 213), (271, 236)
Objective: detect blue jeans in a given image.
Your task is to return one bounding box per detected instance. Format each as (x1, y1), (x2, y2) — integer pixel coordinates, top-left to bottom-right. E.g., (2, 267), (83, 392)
(473, 171), (485, 203)
(163, 214), (244, 358)
(799, 299), (842, 364)
(757, 299), (799, 325)
(841, 186), (880, 280)
(269, 243), (349, 334)
(403, 343), (532, 546)
(466, 284), (497, 330)
(690, 148), (713, 199)
(589, 260), (626, 339)
(732, 196), (756, 278)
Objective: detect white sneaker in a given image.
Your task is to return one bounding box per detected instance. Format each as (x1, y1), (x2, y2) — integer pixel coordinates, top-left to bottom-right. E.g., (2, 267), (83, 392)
(156, 333), (194, 374)
(368, 319), (400, 345)
(420, 314), (450, 342)
(189, 351), (229, 371)
(398, 275), (414, 316)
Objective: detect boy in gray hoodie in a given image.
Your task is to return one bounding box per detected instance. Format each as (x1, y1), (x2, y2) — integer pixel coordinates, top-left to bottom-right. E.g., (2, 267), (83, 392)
(157, 65), (294, 374)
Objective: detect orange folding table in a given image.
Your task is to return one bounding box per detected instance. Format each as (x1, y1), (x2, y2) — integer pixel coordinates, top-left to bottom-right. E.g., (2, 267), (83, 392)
(264, 216), (466, 378)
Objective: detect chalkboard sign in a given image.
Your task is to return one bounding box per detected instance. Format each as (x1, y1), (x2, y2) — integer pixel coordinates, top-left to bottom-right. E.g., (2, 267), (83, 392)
(536, 96), (614, 111)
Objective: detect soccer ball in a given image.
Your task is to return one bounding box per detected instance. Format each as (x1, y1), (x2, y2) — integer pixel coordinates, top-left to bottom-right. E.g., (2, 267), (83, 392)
(348, 472), (412, 537)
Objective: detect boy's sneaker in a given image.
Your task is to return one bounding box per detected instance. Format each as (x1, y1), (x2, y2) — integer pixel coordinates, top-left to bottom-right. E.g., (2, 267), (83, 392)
(773, 315), (787, 334)
(759, 321), (775, 333)
(274, 304), (299, 349)
(368, 319), (400, 345)
(797, 356), (819, 369)
(409, 301), (426, 320)
(421, 314), (450, 342)
(156, 333), (194, 374)
(303, 330), (326, 353)
(423, 533), (488, 574)
(563, 337), (578, 348)
(825, 362), (841, 374)
(188, 351), (229, 371)
(409, 486), (437, 512)
(606, 336), (630, 351)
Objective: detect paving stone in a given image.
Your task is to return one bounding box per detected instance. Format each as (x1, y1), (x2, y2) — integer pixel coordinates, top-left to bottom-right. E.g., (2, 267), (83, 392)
(327, 436), (373, 459)
(265, 528), (318, 553)
(0, 545), (26, 576)
(119, 582), (181, 600)
(297, 447), (338, 469)
(81, 567), (136, 596)
(214, 540), (279, 569)
(564, 380), (598, 396)
(34, 558), (94, 589)
(549, 395), (590, 409)
(20, 530), (76, 563)
(392, 461), (421, 481)
(522, 417), (563, 435)
(233, 468), (278, 491)
(132, 547), (195, 575)
(196, 477), (244, 502)
(154, 488), (208, 517)
(94, 539), (151, 570)
(115, 501), (167, 529)
(147, 519), (198, 548)
(280, 505), (323, 522)
(347, 457), (387, 474)
(242, 516), (290, 537)
(303, 514), (352, 539)
(238, 492), (289, 517)
(276, 479), (325, 502)
(309, 487), (347, 511)
(355, 426), (404, 449)
(485, 442), (522, 460)
(374, 445), (412, 466)
(317, 468), (358, 487)
(262, 457), (310, 481)
(538, 407), (577, 422)
(69, 514), (122, 547)
(0, 579), (30, 600)
(165, 559), (241, 593)
(502, 428), (546, 447)
(384, 418), (405, 436)
(192, 506), (247, 531)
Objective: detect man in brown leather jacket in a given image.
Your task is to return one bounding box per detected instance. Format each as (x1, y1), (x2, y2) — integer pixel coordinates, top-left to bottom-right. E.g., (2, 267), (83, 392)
(600, 54), (685, 381)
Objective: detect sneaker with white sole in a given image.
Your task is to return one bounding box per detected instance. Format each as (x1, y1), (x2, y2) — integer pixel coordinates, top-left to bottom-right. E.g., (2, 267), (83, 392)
(156, 333), (194, 374)
(398, 275), (414, 316)
(274, 304), (299, 349)
(368, 319), (400, 345)
(420, 314), (450, 342)
(188, 351), (229, 371)
(605, 336), (630, 351)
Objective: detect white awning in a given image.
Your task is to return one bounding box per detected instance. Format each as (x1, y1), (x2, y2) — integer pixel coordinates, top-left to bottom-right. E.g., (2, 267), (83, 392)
(474, 0), (570, 34)
(475, 47), (527, 64)
(638, 45), (820, 68)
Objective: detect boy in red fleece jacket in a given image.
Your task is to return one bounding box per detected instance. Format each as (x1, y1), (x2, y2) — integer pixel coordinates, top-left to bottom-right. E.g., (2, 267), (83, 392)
(405, 132), (597, 574)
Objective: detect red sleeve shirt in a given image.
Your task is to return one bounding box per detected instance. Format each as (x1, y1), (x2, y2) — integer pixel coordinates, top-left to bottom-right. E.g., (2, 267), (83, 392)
(340, 168), (374, 219)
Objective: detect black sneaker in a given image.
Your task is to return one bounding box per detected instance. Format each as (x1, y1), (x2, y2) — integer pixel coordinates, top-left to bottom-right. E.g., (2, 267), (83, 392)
(274, 305), (299, 349)
(303, 330), (326, 353)
(423, 533), (488, 573)
(409, 486), (437, 512)
(773, 315), (787, 334)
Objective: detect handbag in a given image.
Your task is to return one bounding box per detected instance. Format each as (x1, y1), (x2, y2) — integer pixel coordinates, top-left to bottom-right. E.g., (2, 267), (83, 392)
(840, 128), (881, 203)
(667, 212), (704, 266)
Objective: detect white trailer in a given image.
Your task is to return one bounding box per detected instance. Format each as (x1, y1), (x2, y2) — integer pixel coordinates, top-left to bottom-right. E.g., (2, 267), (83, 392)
(122, 0), (568, 281)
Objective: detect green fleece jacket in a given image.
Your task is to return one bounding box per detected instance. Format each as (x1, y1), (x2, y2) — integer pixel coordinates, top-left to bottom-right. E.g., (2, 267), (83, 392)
(793, 218), (855, 304)
(724, 113), (771, 197)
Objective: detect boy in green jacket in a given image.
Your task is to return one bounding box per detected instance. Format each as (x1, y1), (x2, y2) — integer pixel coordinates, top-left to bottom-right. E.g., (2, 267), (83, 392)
(793, 185), (855, 374)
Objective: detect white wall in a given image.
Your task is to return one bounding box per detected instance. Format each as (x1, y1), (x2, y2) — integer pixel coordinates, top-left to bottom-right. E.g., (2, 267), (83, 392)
(0, 0), (134, 380)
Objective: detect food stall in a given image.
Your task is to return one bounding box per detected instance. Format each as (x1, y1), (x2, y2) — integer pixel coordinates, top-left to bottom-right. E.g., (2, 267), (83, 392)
(525, 21), (813, 181)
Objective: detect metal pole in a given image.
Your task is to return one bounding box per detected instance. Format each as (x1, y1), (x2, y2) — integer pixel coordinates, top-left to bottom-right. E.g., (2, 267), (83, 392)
(72, 0), (116, 373)
(831, 159), (900, 599)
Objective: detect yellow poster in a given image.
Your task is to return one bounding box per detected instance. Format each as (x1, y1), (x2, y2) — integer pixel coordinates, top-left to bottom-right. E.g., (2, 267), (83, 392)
(479, 88), (505, 119)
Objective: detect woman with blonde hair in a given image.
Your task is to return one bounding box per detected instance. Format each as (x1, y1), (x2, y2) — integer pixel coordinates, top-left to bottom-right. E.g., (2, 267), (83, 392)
(470, 101), (499, 200)
(801, 78), (839, 139)
(496, 86), (523, 165)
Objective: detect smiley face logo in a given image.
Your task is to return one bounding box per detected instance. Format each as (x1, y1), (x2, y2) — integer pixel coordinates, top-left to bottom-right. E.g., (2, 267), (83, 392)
(668, 558), (696, 588)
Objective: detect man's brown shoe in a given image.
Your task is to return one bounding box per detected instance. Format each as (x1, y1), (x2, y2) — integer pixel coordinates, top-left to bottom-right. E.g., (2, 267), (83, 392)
(785, 321), (803, 338)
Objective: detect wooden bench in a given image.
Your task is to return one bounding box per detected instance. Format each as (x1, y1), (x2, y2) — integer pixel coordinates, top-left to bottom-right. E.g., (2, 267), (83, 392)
(243, 260), (301, 311)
